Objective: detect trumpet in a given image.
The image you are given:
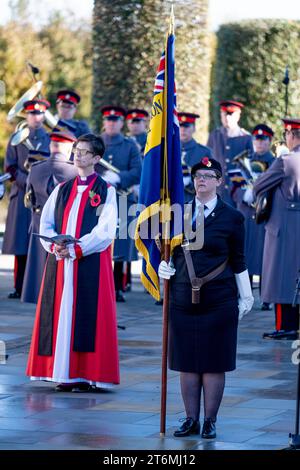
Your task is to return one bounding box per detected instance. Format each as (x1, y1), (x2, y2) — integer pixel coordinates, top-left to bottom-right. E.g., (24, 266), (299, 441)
(97, 159), (133, 197)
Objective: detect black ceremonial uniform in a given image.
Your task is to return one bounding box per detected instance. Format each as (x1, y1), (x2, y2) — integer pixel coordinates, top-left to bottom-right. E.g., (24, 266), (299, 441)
(169, 196), (246, 373)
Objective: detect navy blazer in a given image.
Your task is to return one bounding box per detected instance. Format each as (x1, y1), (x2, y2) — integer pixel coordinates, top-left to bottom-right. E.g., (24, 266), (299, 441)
(172, 196), (246, 284)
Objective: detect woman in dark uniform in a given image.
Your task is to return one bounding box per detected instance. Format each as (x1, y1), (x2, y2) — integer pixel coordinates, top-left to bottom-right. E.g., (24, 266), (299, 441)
(159, 157), (254, 439)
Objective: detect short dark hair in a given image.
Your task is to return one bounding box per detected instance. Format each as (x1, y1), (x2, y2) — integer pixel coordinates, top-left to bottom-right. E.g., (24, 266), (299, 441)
(76, 133), (105, 157)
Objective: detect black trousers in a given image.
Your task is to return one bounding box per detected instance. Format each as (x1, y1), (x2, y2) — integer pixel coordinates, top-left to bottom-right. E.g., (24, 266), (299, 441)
(14, 255), (27, 294)
(114, 261), (123, 291)
(275, 304), (299, 331)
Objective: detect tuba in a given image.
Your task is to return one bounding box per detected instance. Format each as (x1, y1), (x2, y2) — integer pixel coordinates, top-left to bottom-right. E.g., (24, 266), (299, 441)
(7, 77), (75, 136)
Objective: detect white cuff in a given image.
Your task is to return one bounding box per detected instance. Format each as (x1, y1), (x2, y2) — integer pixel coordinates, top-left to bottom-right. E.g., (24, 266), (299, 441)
(234, 269), (252, 298)
(235, 270), (254, 318)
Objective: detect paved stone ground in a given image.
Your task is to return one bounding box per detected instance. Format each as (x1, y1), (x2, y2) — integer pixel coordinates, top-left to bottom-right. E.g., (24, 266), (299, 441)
(0, 255), (299, 450)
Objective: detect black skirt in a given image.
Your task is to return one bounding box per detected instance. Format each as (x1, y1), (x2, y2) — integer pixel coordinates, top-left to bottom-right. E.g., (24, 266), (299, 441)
(168, 276), (239, 373)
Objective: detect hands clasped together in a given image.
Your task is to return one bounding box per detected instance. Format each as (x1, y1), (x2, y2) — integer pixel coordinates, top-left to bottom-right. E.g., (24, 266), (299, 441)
(54, 244), (71, 260)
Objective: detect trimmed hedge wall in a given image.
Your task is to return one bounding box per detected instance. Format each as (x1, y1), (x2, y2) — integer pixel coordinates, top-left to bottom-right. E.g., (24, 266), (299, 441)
(92, 0), (211, 141)
(210, 20), (300, 138)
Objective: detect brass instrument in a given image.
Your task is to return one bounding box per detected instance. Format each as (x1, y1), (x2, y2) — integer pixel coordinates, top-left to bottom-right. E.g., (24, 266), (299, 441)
(7, 81), (43, 122)
(273, 140), (289, 158)
(232, 149), (272, 222)
(97, 159), (133, 196)
(11, 126), (34, 150)
(232, 149), (267, 184)
(24, 188), (33, 209)
(11, 127), (49, 171)
(7, 79), (73, 135)
(0, 173), (12, 200)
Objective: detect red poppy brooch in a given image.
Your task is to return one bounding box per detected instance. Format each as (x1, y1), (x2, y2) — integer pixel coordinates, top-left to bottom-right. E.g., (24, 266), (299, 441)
(89, 190), (101, 207)
(201, 157), (212, 167)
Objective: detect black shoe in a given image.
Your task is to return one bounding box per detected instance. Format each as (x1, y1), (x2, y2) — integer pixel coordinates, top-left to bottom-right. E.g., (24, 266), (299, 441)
(116, 290), (125, 302)
(261, 302), (272, 311)
(173, 417), (200, 437)
(155, 299), (163, 305)
(8, 290), (21, 299)
(55, 383), (75, 392)
(71, 382), (91, 393)
(201, 418), (216, 439)
(263, 330), (298, 340)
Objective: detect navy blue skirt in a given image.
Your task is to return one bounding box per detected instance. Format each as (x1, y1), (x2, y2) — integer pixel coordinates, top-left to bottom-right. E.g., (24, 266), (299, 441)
(168, 276), (239, 373)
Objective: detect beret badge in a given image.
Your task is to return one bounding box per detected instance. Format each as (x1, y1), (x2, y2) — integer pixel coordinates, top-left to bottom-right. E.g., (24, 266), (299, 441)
(201, 157), (212, 167)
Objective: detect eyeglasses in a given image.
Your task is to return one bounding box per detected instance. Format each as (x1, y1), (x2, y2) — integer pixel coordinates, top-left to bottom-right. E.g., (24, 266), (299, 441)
(194, 173), (218, 181)
(73, 148), (94, 157)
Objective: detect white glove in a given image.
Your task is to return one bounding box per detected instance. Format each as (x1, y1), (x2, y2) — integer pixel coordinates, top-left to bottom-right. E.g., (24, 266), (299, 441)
(276, 143), (289, 158)
(243, 187), (254, 206)
(158, 260), (176, 280)
(102, 170), (120, 186)
(234, 270), (254, 320)
(183, 176), (191, 187)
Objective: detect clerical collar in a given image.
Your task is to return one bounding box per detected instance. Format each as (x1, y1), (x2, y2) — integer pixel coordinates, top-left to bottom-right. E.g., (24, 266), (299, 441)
(77, 173), (96, 185)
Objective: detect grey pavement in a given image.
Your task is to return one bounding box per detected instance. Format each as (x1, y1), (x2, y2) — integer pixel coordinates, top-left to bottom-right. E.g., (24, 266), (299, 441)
(0, 264), (299, 450)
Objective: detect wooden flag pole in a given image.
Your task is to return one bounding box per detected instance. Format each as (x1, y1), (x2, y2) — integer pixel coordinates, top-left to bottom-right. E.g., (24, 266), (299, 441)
(159, 4), (175, 437)
(160, 239), (170, 436)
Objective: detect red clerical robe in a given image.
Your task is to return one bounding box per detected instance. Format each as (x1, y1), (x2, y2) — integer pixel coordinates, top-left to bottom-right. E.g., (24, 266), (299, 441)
(26, 175), (120, 388)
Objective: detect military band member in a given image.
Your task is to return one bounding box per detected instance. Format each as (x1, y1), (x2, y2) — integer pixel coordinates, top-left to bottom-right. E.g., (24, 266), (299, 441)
(56, 89), (90, 138)
(179, 112), (212, 203)
(21, 131), (78, 304)
(98, 106), (142, 302)
(158, 157), (253, 439)
(125, 108), (149, 291)
(207, 100), (254, 205)
(26, 133), (119, 391)
(126, 109), (148, 156)
(233, 124), (275, 310)
(2, 99), (51, 299)
(254, 118), (300, 340)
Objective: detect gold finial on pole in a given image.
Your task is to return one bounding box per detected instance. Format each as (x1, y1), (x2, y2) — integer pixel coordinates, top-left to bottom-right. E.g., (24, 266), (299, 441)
(169, 3), (175, 35)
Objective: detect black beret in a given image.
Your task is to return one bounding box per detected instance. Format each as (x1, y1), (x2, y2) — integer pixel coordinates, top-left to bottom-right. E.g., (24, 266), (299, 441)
(191, 157), (222, 177)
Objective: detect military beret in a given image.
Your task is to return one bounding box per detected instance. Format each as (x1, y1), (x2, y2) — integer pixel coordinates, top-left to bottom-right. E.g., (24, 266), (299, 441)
(191, 157), (222, 177)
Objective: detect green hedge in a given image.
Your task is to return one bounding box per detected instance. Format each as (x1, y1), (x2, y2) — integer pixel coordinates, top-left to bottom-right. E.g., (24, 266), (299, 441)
(210, 20), (300, 138)
(92, 0), (211, 141)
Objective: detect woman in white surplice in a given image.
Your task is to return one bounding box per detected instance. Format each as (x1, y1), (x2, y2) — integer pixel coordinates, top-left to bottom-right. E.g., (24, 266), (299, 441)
(26, 133), (120, 392)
